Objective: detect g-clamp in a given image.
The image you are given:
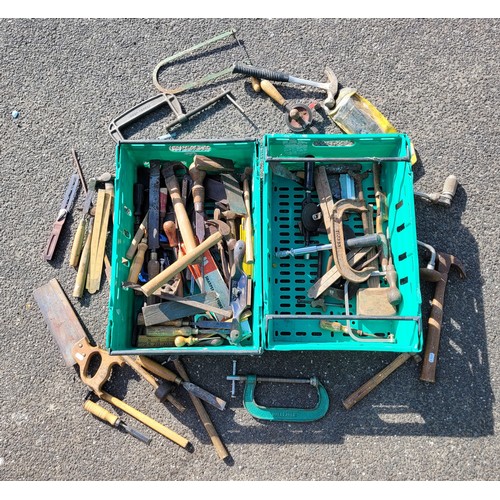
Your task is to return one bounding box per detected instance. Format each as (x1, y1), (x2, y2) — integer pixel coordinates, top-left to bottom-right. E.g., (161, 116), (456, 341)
(227, 362), (330, 423)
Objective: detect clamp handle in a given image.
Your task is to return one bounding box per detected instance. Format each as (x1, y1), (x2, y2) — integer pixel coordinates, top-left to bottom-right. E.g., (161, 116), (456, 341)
(242, 375), (330, 422)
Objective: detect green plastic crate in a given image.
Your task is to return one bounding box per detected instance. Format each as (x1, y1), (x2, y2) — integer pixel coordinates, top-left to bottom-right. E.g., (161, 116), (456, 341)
(106, 139), (264, 355)
(106, 134), (422, 356)
(262, 133), (422, 352)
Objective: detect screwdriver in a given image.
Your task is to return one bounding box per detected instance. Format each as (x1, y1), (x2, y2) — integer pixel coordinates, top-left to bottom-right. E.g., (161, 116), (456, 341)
(83, 400), (152, 445)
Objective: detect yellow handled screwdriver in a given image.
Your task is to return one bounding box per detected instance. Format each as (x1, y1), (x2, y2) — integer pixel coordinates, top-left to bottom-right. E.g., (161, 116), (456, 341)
(83, 400), (152, 445)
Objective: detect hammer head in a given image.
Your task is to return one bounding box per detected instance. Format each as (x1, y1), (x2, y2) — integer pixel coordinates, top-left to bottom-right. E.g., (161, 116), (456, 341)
(157, 161), (186, 179)
(206, 219), (231, 238)
(323, 66), (339, 109)
(437, 252), (466, 279)
(192, 155), (235, 173)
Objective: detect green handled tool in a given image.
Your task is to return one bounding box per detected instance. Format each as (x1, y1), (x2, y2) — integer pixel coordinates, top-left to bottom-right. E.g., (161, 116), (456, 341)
(227, 372), (330, 423)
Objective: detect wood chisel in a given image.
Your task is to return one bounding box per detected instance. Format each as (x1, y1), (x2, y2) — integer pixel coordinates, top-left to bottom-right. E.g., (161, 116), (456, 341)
(83, 399), (152, 444)
(43, 173), (80, 261)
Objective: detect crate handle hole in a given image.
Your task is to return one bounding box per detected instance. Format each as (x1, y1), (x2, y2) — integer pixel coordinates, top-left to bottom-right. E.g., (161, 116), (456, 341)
(397, 223), (406, 232)
(312, 140), (354, 147)
(395, 200), (404, 210)
(122, 229), (131, 239)
(398, 252), (408, 261)
(169, 145), (211, 152)
(400, 276), (409, 285)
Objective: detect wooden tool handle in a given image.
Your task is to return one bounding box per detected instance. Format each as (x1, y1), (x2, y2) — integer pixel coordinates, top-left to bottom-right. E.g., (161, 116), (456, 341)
(72, 219), (93, 298)
(142, 231), (223, 297)
(71, 338), (126, 397)
(136, 356), (180, 384)
(84, 400), (119, 427)
(385, 263), (402, 305)
(420, 276), (447, 383)
(189, 164), (207, 213)
(99, 390), (191, 449)
(69, 218), (87, 267)
(343, 353), (412, 409)
(163, 220), (179, 247)
(164, 174), (198, 252)
(126, 212), (148, 260)
(172, 357), (229, 460)
(128, 239), (148, 283)
(260, 79), (287, 106)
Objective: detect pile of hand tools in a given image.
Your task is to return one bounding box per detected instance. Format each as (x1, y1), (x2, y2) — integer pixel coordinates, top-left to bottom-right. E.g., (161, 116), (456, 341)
(123, 156), (255, 349)
(35, 28), (468, 461)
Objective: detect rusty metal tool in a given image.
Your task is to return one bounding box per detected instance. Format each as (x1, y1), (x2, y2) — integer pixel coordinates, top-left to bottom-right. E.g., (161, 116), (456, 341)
(83, 399), (152, 445)
(189, 155), (235, 244)
(343, 352), (421, 409)
(170, 356), (230, 461)
(33, 278), (191, 449)
(232, 63), (339, 109)
(420, 252), (466, 383)
(43, 173), (80, 261)
(71, 149), (87, 194)
(307, 247), (372, 299)
(330, 198), (378, 283)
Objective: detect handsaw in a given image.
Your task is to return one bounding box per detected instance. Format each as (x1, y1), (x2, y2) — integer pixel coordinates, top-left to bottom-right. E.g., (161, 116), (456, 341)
(33, 278), (192, 449)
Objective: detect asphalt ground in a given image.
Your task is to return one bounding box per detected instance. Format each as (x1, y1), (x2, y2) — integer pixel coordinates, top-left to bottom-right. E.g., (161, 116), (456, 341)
(0, 17), (499, 488)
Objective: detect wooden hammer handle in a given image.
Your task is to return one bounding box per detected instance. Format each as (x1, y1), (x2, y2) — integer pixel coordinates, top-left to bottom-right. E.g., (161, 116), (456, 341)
(164, 173), (198, 252)
(260, 79), (287, 106)
(420, 275), (448, 383)
(172, 358), (229, 461)
(343, 353), (412, 409)
(142, 231), (223, 297)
